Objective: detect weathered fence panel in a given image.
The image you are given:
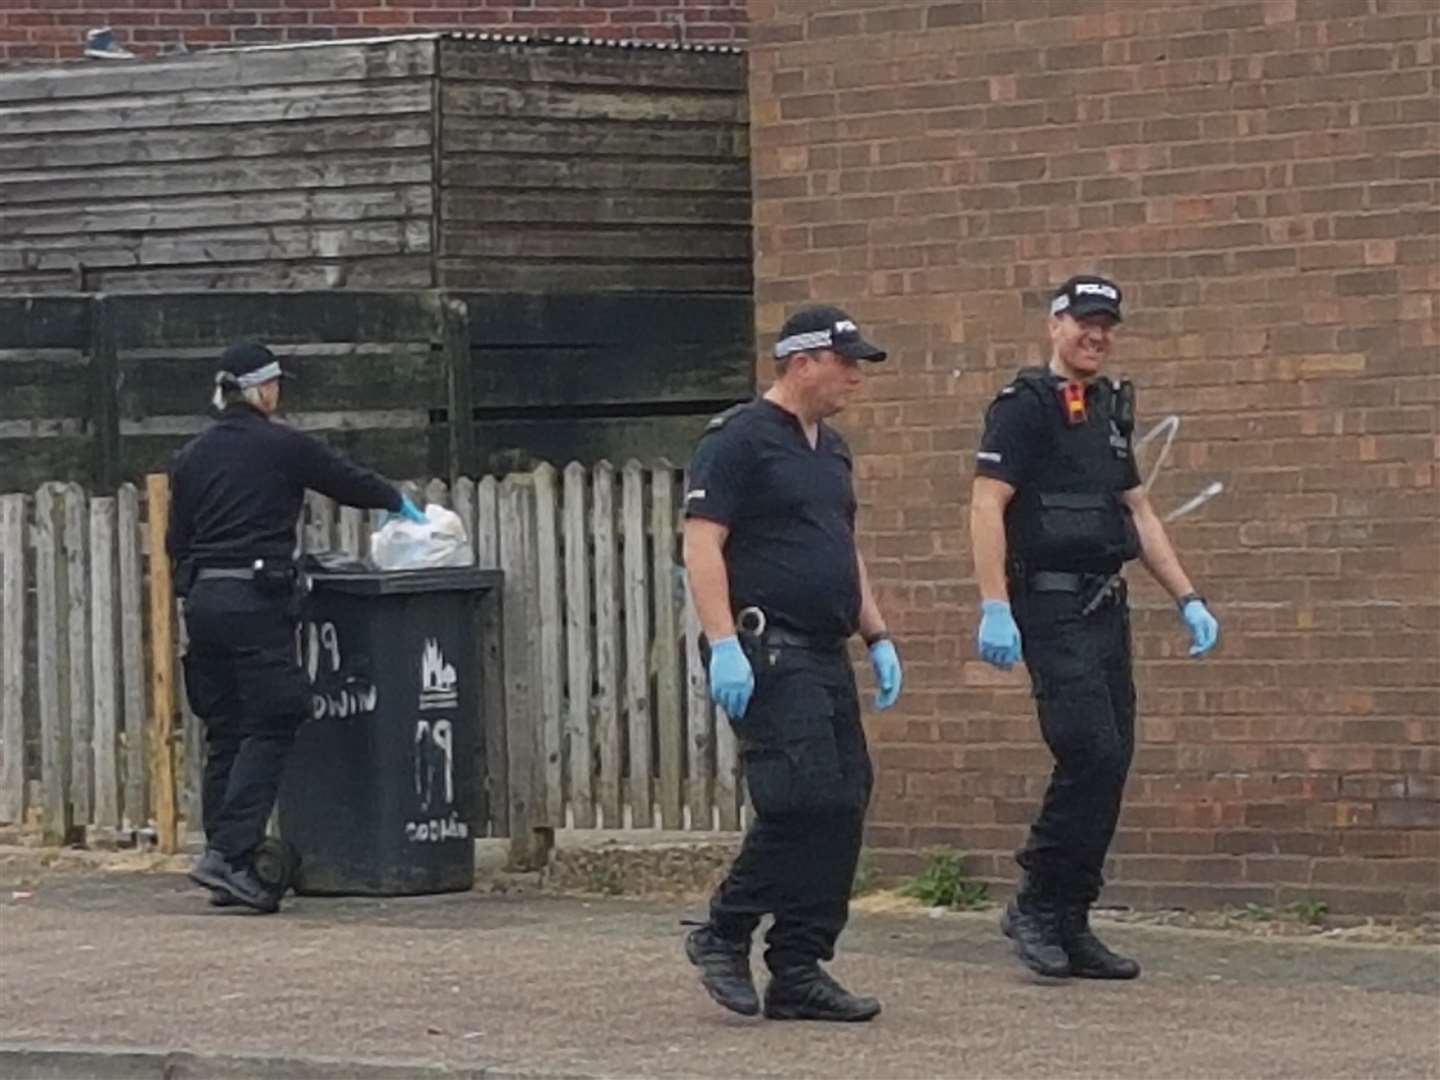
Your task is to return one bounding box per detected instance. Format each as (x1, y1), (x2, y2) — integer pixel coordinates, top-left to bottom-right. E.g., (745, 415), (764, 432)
(0, 461), (734, 844)
(0, 39), (437, 296)
(0, 288), (750, 491)
(1, 36), (754, 493)
(0, 296), (95, 493)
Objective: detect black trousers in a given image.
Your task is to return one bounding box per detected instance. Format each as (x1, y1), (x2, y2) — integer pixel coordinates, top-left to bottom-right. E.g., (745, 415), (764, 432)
(181, 580), (310, 864)
(708, 643), (873, 974)
(1012, 588), (1136, 905)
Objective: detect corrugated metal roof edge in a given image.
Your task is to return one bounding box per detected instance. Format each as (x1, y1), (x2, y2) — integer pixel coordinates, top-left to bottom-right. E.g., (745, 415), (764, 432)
(438, 30), (743, 55)
(0, 31), (742, 79)
(196, 30), (742, 57)
(210, 30), (742, 58)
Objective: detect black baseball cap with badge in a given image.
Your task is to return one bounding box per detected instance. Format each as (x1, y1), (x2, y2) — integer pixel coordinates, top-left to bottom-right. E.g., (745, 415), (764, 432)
(1049, 274), (1123, 322)
(773, 304), (888, 362)
(215, 341), (290, 390)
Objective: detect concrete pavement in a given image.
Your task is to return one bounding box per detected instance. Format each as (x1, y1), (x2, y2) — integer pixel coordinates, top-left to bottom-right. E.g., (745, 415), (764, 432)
(1, 866), (1437, 1079)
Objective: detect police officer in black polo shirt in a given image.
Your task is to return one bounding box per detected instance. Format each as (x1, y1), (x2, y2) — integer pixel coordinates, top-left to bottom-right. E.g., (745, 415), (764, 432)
(971, 276), (1219, 979)
(167, 342), (425, 913)
(681, 305), (903, 1023)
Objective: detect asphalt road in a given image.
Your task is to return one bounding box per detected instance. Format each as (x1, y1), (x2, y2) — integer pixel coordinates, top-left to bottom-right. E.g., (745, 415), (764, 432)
(1, 869), (1437, 1079)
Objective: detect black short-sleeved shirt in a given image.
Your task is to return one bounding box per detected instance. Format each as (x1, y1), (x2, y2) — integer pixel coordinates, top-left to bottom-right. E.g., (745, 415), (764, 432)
(167, 403), (402, 569)
(976, 371), (1143, 566)
(684, 399), (860, 638)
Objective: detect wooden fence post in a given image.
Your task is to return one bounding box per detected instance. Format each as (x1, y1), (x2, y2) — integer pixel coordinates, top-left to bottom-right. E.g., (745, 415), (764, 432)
(533, 464), (564, 827)
(621, 460), (652, 828)
(591, 461), (622, 828)
(63, 484), (92, 827)
(424, 477), (450, 511)
(145, 473), (178, 854)
(176, 606), (203, 839)
(651, 462), (683, 830)
(499, 475), (551, 869)
(473, 475), (507, 834)
(35, 484), (72, 845)
(683, 585), (716, 831)
(117, 484), (148, 832)
(337, 505), (365, 559)
(475, 476), (500, 571)
(475, 572), (507, 841)
(90, 496), (121, 830)
(702, 458), (739, 832)
(0, 494), (27, 825)
(452, 477), (476, 556)
(304, 492), (336, 554)
(562, 462), (594, 829)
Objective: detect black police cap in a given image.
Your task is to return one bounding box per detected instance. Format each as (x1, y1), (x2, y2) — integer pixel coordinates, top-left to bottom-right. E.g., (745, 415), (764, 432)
(216, 341), (288, 389)
(774, 304), (887, 362)
(1050, 275), (1123, 321)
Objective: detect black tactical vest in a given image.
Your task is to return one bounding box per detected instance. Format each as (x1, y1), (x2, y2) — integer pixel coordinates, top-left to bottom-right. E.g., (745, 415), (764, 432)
(1003, 368), (1141, 575)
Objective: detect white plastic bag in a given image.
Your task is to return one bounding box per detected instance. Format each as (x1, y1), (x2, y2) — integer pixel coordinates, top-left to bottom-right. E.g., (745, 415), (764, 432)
(369, 504), (474, 570)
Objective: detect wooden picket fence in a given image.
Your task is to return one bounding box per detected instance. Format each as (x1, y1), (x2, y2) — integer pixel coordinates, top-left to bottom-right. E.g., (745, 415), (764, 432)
(0, 462), (740, 851)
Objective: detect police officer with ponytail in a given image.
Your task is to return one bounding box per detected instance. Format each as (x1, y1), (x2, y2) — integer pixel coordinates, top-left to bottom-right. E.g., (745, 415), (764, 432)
(970, 276), (1219, 979)
(168, 342), (426, 912)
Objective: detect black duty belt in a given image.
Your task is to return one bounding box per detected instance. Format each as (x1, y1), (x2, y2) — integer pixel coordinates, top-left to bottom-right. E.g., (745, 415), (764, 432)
(1028, 571), (1093, 593)
(1027, 571), (1127, 615)
(195, 567), (256, 581)
(735, 605), (846, 653)
(759, 627), (847, 653)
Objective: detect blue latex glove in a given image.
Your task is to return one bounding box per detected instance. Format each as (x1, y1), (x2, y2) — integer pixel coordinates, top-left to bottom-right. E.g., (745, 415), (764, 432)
(977, 600), (1022, 669)
(1181, 599), (1219, 657)
(707, 636), (754, 719)
(868, 639), (902, 710)
(399, 495), (427, 525)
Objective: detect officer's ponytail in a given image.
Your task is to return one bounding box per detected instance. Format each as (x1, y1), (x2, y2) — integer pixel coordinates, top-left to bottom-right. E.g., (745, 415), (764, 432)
(211, 370), (262, 412)
(211, 371), (236, 411)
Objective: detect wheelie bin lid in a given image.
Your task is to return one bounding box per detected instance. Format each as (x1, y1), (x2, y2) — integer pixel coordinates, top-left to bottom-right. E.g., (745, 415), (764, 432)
(308, 567), (503, 596)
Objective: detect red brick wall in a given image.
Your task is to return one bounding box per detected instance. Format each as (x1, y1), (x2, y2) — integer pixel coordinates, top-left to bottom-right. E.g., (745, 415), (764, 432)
(750, 0), (1438, 915)
(0, 0), (747, 63)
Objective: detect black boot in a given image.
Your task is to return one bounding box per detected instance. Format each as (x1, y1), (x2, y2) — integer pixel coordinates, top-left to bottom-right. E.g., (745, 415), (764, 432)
(763, 967), (881, 1023)
(188, 849), (228, 889)
(1060, 904), (1140, 980)
(685, 926), (760, 1016)
(1000, 881), (1070, 979)
(190, 853), (241, 907)
(188, 849), (279, 914)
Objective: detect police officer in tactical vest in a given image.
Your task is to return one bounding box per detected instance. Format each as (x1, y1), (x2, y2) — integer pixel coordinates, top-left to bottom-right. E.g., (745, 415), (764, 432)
(682, 305), (903, 1021)
(970, 276), (1219, 979)
(167, 342), (426, 913)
